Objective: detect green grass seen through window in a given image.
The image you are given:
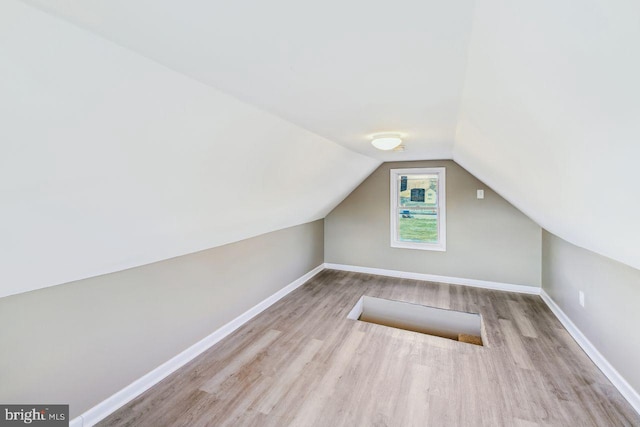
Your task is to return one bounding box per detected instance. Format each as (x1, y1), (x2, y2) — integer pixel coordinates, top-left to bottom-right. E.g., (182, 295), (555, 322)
(398, 215), (438, 243)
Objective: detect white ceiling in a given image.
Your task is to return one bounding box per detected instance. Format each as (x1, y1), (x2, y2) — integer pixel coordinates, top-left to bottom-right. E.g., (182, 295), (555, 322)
(456, 0), (640, 271)
(22, 0), (475, 161)
(1, 0), (379, 297)
(9, 0), (640, 276)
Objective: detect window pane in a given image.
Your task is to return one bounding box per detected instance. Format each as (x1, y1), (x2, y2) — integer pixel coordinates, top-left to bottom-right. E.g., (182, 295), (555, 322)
(399, 175), (438, 209)
(397, 209), (438, 243)
(391, 167), (445, 251)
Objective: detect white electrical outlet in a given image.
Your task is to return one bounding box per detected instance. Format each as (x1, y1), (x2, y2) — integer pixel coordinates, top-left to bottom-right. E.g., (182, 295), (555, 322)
(579, 291), (585, 307)
(477, 189), (484, 199)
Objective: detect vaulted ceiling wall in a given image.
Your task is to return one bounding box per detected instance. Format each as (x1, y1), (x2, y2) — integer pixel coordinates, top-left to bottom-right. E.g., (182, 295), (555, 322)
(0, 1), (378, 297)
(456, 0), (640, 270)
(4, 0), (639, 298)
(22, 0), (475, 161)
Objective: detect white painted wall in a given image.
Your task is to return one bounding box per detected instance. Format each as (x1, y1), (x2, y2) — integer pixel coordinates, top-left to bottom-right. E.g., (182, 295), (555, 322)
(0, 1), (379, 298)
(456, 0), (640, 270)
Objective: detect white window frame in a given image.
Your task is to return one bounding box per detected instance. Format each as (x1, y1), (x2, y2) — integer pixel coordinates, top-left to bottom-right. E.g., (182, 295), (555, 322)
(390, 167), (446, 251)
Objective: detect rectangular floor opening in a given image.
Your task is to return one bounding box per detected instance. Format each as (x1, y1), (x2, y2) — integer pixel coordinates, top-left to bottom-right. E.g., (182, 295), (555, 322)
(347, 295), (484, 346)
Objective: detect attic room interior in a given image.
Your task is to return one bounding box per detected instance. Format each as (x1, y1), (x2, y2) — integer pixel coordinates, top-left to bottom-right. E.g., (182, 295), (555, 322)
(1, 0), (639, 426)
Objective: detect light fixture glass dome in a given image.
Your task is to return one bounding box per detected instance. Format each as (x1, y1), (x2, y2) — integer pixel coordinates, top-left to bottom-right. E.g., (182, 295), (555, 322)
(371, 135), (402, 150)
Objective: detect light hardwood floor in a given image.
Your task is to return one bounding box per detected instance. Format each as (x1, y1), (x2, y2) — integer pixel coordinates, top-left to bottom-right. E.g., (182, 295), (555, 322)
(99, 270), (640, 426)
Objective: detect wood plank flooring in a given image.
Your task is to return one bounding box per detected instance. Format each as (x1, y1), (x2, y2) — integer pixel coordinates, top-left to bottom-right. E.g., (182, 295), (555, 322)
(99, 270), (640, 426)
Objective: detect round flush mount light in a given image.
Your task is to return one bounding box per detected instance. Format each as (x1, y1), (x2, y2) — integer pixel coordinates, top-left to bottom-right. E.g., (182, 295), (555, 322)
(371, 133), (403, 150)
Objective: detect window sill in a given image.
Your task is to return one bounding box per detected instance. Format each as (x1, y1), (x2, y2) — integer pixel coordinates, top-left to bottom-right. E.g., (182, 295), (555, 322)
(391, 241), (447, 252)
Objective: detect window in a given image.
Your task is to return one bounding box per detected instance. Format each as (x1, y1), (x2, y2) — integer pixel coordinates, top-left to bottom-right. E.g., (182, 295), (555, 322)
(390, 167), (446, 251)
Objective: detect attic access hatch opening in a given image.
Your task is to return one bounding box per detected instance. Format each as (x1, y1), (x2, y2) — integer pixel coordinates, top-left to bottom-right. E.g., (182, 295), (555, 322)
(347, 295), (484, 346)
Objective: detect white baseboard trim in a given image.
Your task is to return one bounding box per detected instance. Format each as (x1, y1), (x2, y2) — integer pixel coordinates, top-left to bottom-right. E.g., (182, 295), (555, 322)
(70, 263), (638, 425)
(71, 263), (325, 427)
(540, 290), (640, 415)
(324, 263), (541, 295)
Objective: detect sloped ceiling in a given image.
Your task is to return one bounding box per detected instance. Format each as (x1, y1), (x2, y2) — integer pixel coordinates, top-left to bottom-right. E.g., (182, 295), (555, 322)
(456, 0), (640, 271)
(21, 0), (475, 161)
(0, 1), (378, 297)
(4, 0), (640, 297)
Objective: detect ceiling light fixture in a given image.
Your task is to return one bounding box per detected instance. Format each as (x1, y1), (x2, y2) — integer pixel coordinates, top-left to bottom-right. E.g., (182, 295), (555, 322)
(371, 133), (403, 151)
